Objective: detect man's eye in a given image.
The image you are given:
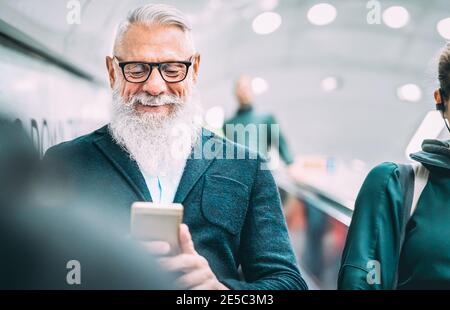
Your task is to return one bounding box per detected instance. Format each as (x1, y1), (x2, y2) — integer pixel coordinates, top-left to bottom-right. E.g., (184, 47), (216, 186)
(164, 70), (181, 76)
(162, 63), (185, 71)
(127, 71), (146, 76)
(125, 64), (147, 74)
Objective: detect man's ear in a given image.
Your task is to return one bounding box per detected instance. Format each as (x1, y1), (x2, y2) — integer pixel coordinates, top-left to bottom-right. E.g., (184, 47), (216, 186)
(106, 56), (116, 89)
(192, 53), (201, 84)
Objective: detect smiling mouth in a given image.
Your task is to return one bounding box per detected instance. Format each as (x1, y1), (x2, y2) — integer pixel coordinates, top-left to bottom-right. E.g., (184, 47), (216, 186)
(135, 102), (171, 113)
(136, 100), (169, 107)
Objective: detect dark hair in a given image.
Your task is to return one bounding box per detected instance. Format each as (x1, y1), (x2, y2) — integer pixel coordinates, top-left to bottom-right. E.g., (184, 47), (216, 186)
(438, 43), (450, 100)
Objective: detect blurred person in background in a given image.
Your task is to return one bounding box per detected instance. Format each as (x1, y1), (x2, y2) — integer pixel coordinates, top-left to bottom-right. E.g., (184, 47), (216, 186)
(43, 4), (306, 290)
(338, 44), (450, 290)
(223, 75), (295, 168)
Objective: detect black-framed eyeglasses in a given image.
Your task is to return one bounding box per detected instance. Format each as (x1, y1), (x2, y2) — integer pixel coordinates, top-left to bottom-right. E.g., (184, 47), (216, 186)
(113, 56), (193, 83)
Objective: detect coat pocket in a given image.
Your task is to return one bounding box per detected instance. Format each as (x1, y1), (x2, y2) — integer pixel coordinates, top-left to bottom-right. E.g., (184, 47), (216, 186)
(201, 174), (249, 235)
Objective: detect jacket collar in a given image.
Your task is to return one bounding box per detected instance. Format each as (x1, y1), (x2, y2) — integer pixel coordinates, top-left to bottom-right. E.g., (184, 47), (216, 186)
(173, 129), (216, 203)
(92, 125), (216, 204)
(93, 125), (151, 201)
(237, 104), (254, 114)
(410, 139), (450, 172)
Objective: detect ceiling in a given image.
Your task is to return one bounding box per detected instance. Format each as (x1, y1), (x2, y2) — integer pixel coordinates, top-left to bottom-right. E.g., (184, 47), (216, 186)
(1, 0), (449, 165)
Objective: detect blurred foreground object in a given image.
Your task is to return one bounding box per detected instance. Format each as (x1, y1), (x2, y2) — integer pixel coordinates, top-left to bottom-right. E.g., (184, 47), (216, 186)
(0, 114), (174, 289)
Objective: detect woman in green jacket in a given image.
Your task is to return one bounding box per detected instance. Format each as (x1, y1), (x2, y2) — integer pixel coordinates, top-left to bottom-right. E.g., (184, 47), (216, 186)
(338, 44), (450, 290)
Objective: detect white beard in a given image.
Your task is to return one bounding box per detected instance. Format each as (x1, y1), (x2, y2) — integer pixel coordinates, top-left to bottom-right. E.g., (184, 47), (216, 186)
(109, 86), (203, 178)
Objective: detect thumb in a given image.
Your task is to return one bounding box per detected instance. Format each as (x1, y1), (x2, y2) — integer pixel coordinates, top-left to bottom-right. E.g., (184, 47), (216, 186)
(179, 224), (196, 254)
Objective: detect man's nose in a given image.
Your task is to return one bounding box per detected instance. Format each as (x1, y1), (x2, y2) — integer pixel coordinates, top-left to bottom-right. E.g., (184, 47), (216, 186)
(142, 68), (168, 96)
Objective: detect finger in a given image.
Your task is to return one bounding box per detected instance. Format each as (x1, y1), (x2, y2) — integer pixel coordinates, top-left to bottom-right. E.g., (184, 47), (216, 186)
(141, 241), (171, 256)
(190, 280), (218, 290)
(158, 254), (207, 272)
(175, 268), (211, 289)
(179, 224), (196, 254)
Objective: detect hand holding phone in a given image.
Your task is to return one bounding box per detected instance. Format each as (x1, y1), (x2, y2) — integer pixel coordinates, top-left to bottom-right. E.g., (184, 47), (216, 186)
(130, 202), (183, 253)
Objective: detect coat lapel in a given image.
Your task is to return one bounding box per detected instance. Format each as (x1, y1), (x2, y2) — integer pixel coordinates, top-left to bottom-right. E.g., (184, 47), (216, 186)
(173, 129), (216, 204)
(93, 126), (152, 202)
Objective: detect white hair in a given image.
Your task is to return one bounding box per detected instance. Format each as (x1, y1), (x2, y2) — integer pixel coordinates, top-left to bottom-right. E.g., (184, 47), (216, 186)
(113, 3), (195, 55)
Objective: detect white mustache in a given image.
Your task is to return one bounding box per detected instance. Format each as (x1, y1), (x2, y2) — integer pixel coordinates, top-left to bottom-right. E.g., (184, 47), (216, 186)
(128, 93), (183, 107)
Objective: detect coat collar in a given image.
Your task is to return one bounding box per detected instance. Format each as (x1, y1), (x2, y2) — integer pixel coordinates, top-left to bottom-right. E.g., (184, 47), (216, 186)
(410, 139), (450, 173)
(93, 125), (151, 202)
(92, 125), (216, 204)
(237, 105), (254, 115)
(173, 129), (216, 203)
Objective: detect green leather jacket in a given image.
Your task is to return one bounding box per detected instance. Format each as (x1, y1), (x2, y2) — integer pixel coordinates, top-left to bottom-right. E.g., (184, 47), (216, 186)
(338, 139), (450, 289)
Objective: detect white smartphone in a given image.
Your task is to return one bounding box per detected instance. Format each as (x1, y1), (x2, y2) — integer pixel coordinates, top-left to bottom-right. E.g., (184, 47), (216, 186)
(130, 202), (183, 253)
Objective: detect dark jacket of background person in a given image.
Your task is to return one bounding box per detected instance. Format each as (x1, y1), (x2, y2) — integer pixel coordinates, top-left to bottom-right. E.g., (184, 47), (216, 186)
(43, 125), (307, 290)
(338, 139), (450, 290)
(0, 117), (174, 289)
(223, 106), (294, 166)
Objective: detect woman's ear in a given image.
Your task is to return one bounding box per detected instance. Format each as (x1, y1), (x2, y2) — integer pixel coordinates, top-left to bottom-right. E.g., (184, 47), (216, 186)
(434, 89), (442, 103)
(435, 89), (450, 121)
(106, 56), (116, 89)
(434, 89), (445, 111)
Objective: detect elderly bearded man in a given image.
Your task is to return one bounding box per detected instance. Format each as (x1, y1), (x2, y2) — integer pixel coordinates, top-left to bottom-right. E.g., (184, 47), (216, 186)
(44, 4), (307, 290)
